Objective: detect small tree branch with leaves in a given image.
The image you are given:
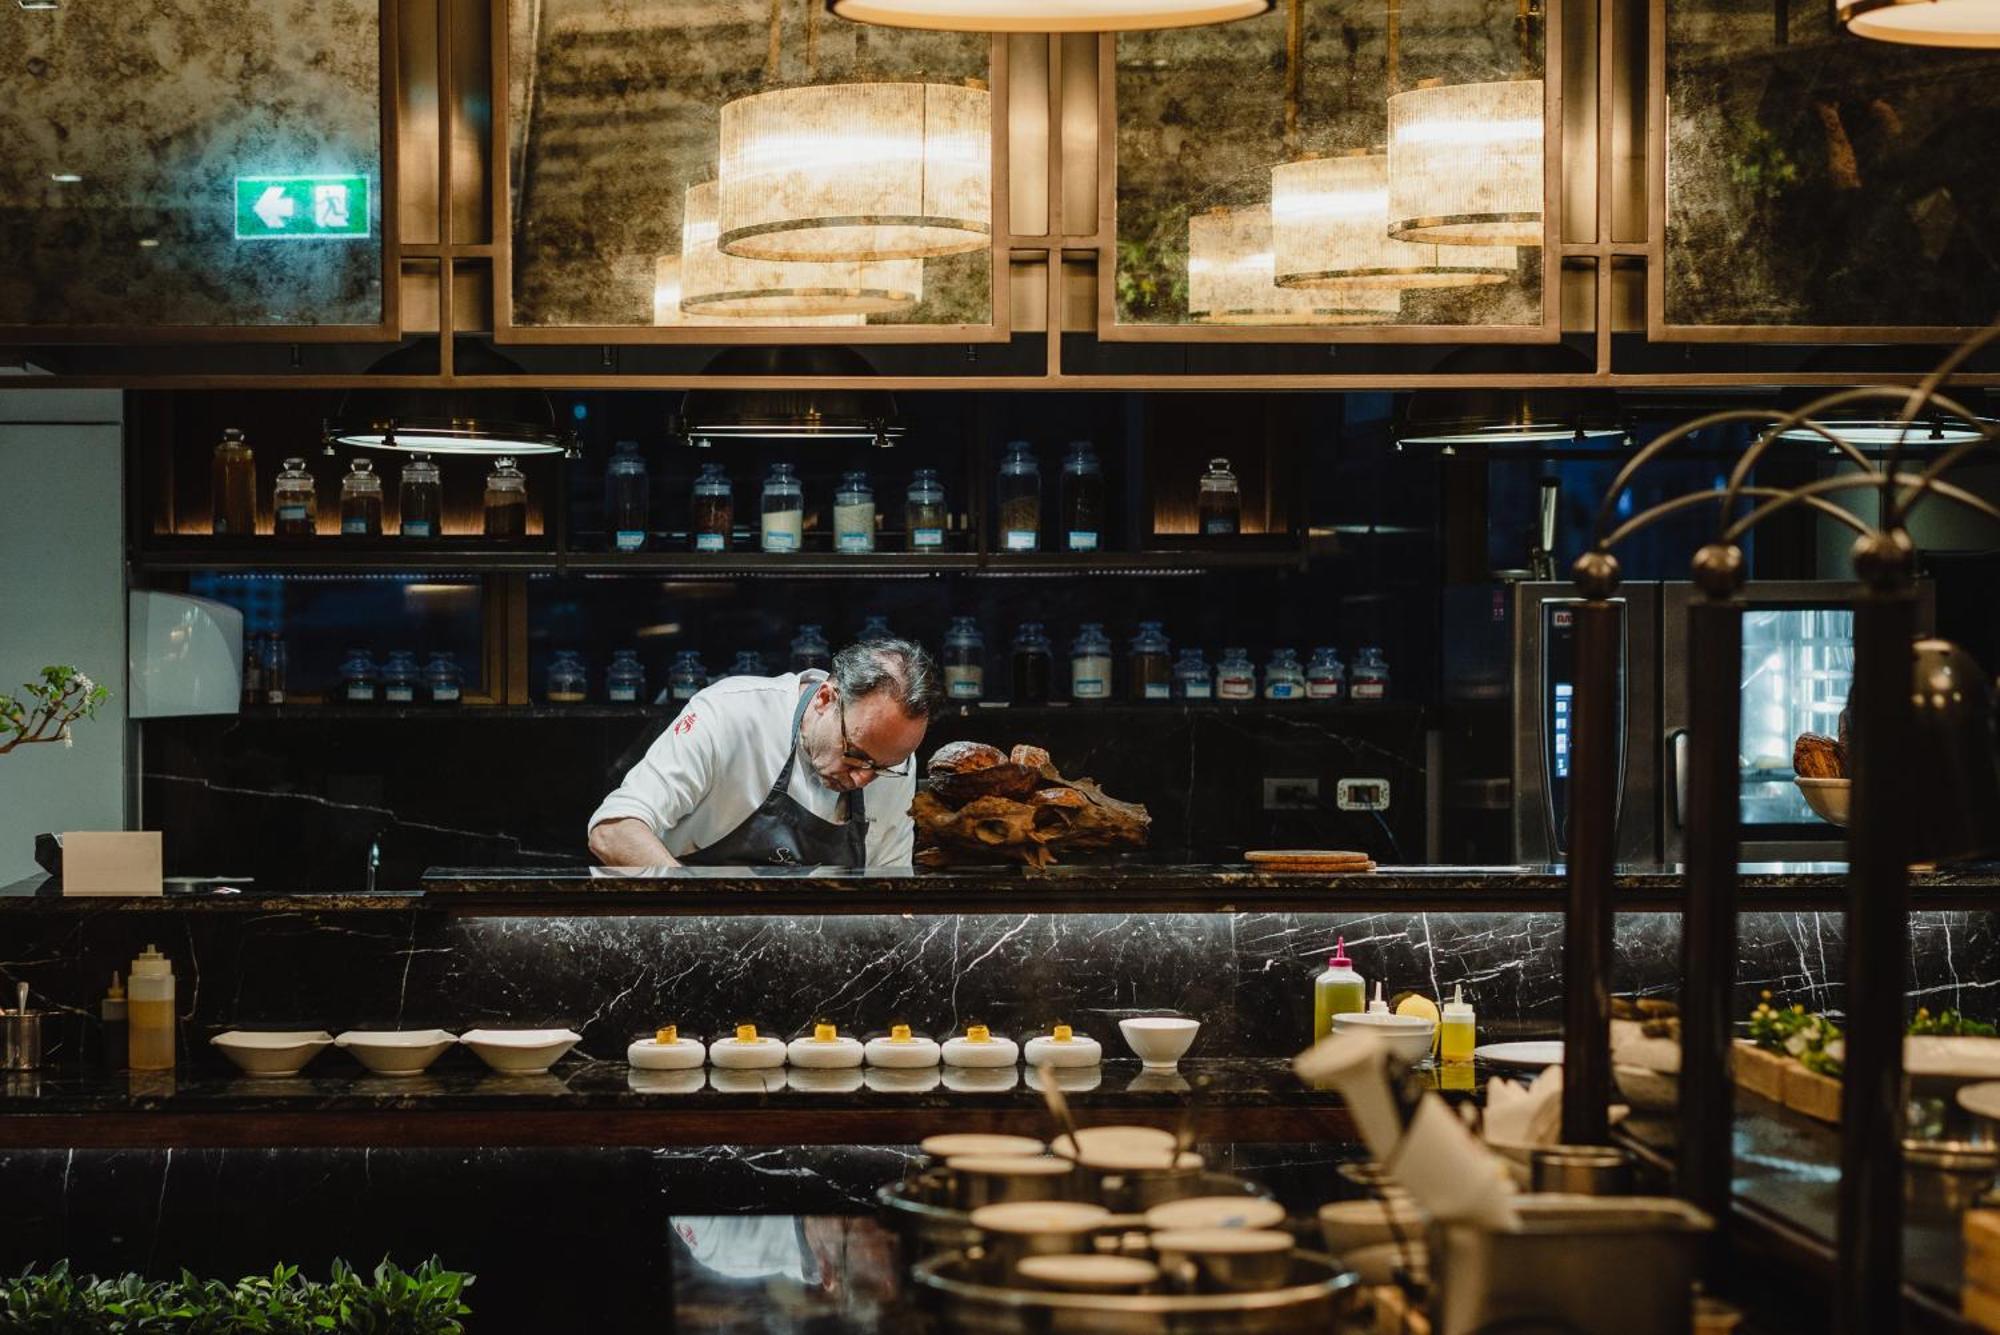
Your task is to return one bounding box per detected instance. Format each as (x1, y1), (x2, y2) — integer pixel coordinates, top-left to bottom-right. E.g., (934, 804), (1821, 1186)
(0, 666), (110, 756)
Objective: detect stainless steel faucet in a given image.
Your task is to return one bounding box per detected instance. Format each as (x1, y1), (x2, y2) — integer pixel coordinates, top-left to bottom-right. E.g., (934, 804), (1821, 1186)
(366, 837), (381, 894)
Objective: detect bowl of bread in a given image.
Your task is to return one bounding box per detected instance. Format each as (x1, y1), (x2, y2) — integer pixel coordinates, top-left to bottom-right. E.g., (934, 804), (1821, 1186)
(1793, 730), (1850, 827)
(913, 741), (1150, 867)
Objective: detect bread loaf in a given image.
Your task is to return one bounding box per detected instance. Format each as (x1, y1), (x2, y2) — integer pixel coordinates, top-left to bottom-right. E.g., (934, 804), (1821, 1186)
(929, 741), (1006, 776)
(1010, 744), (1052, 770)
(1793, 733), (1846, 780)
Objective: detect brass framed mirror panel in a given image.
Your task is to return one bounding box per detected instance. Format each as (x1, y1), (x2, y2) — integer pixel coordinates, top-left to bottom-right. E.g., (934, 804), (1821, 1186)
(491, 2), (1011, 345)
(0, 0), (401, 344)
(1647, 0), (2000, 342)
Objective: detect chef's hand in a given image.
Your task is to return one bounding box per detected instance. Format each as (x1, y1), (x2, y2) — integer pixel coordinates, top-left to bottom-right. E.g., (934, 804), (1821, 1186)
(588, 817), (682, 868)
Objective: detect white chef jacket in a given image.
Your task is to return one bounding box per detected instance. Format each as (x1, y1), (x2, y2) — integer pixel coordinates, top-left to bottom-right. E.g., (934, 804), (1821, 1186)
(587, 671), (916, 867)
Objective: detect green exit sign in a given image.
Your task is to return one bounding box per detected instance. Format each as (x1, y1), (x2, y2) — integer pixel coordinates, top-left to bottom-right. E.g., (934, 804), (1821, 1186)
(233, 174), (371, 241)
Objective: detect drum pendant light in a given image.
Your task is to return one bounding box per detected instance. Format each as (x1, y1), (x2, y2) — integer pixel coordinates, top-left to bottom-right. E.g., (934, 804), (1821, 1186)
(1271, 153), (1517, 290)
(1187, 204), (1400, 324)
(677, 181), (921, 319)
(824, 0), (1273, 32)
(1837, 0), (2000, 46)
(716, 82), (992, 263)
(653, 257), (865, 328)
(1386, 78), (1544, 246)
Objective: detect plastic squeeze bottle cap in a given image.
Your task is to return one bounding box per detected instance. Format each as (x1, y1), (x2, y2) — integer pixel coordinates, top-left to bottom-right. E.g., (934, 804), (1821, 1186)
(106, 972), (125, 1001)
(1367, 982), (1389, 1015)
(1445, 984), (1473, 1018)
(132, 945), (169, 977)
(1330, 937), (1352, 970)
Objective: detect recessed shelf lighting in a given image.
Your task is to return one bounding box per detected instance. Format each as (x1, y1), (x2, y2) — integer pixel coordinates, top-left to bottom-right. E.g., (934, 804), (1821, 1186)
(138, 238), (161, 248)
(18, 1), (61, 11)
(49, 172), (83, 183)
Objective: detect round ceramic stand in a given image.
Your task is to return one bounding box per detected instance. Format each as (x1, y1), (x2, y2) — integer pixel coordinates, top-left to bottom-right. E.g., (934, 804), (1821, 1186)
(865, 1035), (942, 1069)
(944, 1065), (1020, 1093)
(710, 1066), (788, 1094)
(628, 1037), (707, 1071)
(864, 1066), (942, 1093)
(787, 1035), (865, 1069)
(627, 1067), (706, 1095)
(943, 1035), (1020, 1069)
(1024, 1033), (1102, 1068)
(789, 1066), (864, 1094)
(708, 1036), (787, 1070)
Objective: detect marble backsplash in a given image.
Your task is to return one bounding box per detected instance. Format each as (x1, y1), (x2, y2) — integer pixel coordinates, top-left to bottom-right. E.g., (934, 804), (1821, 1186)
(6, 906), (1996, 1068)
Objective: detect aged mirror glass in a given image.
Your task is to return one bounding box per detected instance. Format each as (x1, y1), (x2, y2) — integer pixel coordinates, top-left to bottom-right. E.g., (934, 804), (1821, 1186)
(1113, 0), (1547, 331)
(0, 0), (385, 330)
(506, 0), (995, 331)
(1663, 0), (2000, 331)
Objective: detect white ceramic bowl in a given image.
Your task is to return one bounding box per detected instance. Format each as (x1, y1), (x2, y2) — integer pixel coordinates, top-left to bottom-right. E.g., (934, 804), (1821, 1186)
(1330, 1011), (1437, 1065)
(1016, 1254), (1160, 1293)
(334, 1029), (457, 1077)
(708, 1036), (787, 1070)
(970, 1201), (1112, 1237)
(1024, 1033), (1103, 1068)
(627, 1036), (706, 1071)
(942, 1033), (1021, 1068)
(210, 1030), (333, 1077)
(1795, 777), (1850, 827)
(1053, 1126), (1177, 1161)
(787, 1034), (865, 1069)
(1146, 1196), (1287, 1232)
(1317, 1196), (1428, 1255)
(459, 1028), (581, 1075)
(1118, 1017), (1200, 1071)
(922, 1132), (1046, 1159)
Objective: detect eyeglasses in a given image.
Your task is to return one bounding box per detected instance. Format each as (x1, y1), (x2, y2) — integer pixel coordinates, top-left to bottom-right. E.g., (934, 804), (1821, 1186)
(836, 695), (913, 777)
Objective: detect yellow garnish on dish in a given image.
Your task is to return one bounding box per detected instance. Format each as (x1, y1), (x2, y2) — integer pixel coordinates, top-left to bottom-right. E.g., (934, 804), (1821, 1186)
(656, 1025), (678, 1045)
(1053, 1024), (1073, 1042)
(890, 1024), (913, 1042)
(735, 1023), (758, 1043)
(814, 1023), (837, 1042)
(967, 1024), (991, 1042)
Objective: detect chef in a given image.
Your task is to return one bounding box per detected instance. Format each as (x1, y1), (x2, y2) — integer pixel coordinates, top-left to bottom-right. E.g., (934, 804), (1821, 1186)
(587, 638), (940, 869)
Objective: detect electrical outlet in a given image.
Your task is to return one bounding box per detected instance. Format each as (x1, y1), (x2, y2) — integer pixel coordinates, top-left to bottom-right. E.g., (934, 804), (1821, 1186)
(1262, 777), (1320, 810)
(1337, 778), (1390, 811)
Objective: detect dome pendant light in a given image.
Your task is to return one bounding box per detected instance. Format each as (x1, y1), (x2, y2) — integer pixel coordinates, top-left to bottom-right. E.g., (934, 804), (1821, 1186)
(1837, 0), (2000, 45)
(1187, 204), (1400, 324)
(677, 181), (921, 319)
(824, 0), (1273, 32)
(1386, 78), (1544, 246)
(1271, 153), (1518, 290)
(716, 82), (992, 263)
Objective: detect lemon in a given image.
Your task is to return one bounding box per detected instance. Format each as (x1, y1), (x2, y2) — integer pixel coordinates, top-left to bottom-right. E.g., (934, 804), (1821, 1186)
(1394, 992), (1442, 1056)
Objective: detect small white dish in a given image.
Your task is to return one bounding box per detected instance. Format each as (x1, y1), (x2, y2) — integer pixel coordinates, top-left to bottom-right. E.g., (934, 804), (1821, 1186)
(1956, 1081), (2000, 1121)
(970, 1201), (1111, 1236)
(1146, 1196), (1287, 1232)
(787, 1027), (865, 1069)
(708, 1027), (787, 1070)
(922, 1132), (1046, 1159)
(1795, 776), (1850, 827)
(210, 1030), (334, 1078)
(944, 1064), (1020, 1093)
(1330, 1012), (1436, 1065)
(864, 1065), (941, 1093)
(1016, 1253), (1160, 1293)
(864, 1028), (942, 1069)
(1317, 1197), (1428, 1255)
(1119, 1016), (1200, 1071)
(1908, 1035), (2000, 1079)
(333, 1029), (457, 1077)
(628, 1035), (706, 1071)
(709, 1066), (788, 1094)
(942, 1028), (1020, 1069)
(788, 1066), (864, 1094)
(1053, 1126), (1177, 1161)
(1474, 1040), (1565, 1069)
(1150, 1226), (1291, 1254)
(1024, 1029), (1102, 1069)
(459, 1028), (581, 1076)
(627, 1067), (705, 1095)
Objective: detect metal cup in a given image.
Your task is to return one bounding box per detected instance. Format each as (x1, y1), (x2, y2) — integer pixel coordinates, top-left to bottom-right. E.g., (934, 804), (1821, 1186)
(2, 1011), (44, 1070)
(1530, 1144), (1635, 1195)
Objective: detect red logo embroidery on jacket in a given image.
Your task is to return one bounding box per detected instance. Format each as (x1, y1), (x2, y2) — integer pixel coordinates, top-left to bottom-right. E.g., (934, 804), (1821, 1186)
(674, 713), (698, 735)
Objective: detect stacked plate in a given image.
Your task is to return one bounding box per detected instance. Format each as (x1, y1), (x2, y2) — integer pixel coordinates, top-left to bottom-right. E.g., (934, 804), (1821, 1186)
(1244, 850), (1378, 875)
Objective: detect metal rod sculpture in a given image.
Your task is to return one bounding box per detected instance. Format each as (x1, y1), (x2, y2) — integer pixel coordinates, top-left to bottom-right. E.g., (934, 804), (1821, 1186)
(1567, 336), (2000, 1322)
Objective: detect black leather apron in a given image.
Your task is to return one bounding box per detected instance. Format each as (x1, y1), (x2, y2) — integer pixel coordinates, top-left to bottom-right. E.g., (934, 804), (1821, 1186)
(679, 679), (869, 868)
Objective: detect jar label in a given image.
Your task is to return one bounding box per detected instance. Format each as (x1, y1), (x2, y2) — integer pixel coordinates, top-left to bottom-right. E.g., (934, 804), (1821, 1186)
(277, 505), (308, 522)
(913, 528), (944, 549)
(1266, 683), (1297, 699)
(1066, 531), (1098, 551)
(764, 530), (800, 553)
(385, 685), (415, 703)
(1218, 676), (1254, 699)
(1307, 681), (1343, 700)
(948, 678), (983, 700)
(1073, 678), (1108, 698)
(432, 687), (460, 702)
(836, 532), (874, 553)
(695, 533), (726, 553)
(265, 689), (286, 705)
(1353, 681), (1386, 700)
(615, 530), (646, 552)
(402, 520), (432, 538)
(346, 684), (374, 701)
(1203, 519), (1235, 535)
(1004, 530), (1036, 551)
(673, 686), (698, 700)
(1144, 683), (1171, 699)
(1182, 683), (1212, 699)
(609, 687), (638, 703)
(342, 518), (370, 535)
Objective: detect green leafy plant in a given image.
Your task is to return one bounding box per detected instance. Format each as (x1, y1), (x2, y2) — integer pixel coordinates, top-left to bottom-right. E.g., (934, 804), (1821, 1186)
(1907, 1006), (1997, 1038)
(0, 666), (110, 756)
(0, 1258), (472, 1334)
(1746, 992), (1843, 1076)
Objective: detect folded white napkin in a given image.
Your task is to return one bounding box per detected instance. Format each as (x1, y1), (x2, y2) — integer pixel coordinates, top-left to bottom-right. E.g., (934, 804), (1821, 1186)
(1484, 1065), (1565, 1147)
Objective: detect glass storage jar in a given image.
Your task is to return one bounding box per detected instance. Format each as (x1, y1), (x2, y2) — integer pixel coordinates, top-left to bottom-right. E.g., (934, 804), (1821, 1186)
(997, 442), (1041, 553)
(1128, 621), (1172, 701)
(691, 462), (733, 552)
(272, 457), (317, 539)
(1198, 457), (1241, 536)
(1060, 440), (1105, 553)
(483, 458), (529, 538)
(339, 458), (384, 537)
(398, 454), (441, 539)
(834, 471), (876, 554)
(548, 650), (589, 704)
(761, 463), (804, 553)
(942, 616), (984, 701)
(906, 469), (947, 551)
(211, 428), (257, 537)
(606, 441), (650, 552)
(1010, 622), (1053, 705)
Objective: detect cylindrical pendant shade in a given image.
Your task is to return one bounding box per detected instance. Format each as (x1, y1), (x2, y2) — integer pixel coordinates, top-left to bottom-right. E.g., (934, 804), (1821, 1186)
(654, 256), (866, 327)
(825, 0), (1272, 31)
(679, 181), (921, 319)
(1837, 0), (2000, 46)
(717, 83), (992, 262)
(1387, 79), (1544, 247)
(1187, 205), (1400, 324)
(1270, 154), (1518, 290)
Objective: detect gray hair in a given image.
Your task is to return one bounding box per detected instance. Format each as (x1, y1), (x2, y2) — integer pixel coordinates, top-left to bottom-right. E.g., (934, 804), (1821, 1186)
(831, 637), (943, 720)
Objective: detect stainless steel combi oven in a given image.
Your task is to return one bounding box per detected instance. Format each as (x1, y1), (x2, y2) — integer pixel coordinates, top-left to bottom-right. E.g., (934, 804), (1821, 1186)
(1511, 581), (1934, 865)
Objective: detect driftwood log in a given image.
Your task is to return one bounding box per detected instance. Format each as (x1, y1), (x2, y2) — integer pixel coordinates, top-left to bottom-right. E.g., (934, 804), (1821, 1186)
(911, 742), (1151, 867)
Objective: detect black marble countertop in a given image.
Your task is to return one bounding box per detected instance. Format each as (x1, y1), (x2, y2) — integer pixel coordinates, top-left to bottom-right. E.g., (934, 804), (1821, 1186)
(5, 860), (1994, 915)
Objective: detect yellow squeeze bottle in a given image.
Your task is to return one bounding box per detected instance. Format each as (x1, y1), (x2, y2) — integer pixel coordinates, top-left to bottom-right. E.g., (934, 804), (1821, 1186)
(1312, 938), (1367, 1041)
(1441, 984), (1476, 1063)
